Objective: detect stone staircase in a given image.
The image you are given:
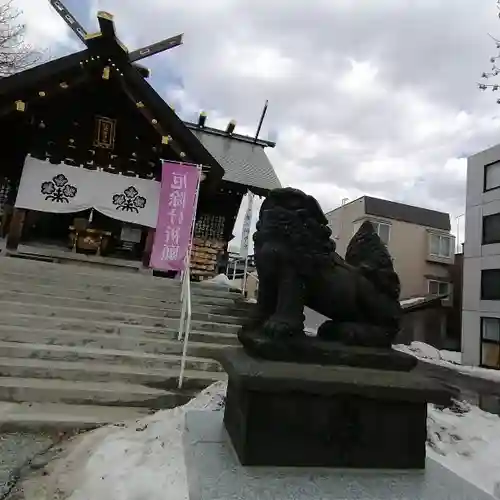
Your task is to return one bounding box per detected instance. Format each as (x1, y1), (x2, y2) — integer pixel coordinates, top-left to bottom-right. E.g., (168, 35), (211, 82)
(0, 256), (252, 431)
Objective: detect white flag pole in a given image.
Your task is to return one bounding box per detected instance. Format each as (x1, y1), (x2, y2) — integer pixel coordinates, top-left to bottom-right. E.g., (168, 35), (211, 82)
(178, 165), (203, 388)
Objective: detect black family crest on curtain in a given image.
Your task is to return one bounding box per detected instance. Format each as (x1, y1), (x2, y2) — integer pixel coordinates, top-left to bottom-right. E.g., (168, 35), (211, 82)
(41, 174), (78, 203)
(112, 186), (147, 213)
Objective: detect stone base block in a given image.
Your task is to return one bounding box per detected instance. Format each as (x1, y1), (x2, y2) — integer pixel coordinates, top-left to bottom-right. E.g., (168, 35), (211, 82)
(218, 348), (451, 470)
(183, 410), (494, 500)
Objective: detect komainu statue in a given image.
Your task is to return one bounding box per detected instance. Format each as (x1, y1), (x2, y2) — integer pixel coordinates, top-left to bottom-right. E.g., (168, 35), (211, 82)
(239, 187), (402, 357)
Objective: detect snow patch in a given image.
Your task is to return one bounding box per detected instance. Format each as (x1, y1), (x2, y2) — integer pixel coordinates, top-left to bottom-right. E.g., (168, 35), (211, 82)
(19, 380), (500, 499)
(394, 341), (461, 365)
(427, 399), (500, 495)
(33, 382), (226, 500)
(200, 274), (238, 289)
(394, 341), (500, 383)
(400, 296), (426, 307)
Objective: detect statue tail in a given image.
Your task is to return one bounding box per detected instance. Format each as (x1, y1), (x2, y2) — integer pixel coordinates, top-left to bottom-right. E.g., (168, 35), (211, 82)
(345, 221), (401, 300)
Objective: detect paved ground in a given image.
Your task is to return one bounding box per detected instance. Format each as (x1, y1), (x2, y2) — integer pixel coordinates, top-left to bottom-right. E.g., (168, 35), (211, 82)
(0, 433), (56, 500)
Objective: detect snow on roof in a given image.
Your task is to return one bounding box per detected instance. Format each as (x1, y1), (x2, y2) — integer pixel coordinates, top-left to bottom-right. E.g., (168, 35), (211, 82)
(400, 296), (426, 307)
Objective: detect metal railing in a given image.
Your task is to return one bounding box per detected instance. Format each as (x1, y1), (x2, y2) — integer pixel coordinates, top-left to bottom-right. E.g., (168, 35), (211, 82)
(177, 254), (192, 389)
(177, 263), (257, 388)
(242, 269), (259, 298)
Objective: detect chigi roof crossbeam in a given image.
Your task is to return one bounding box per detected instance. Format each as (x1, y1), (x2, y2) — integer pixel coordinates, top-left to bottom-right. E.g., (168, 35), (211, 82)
(49, 0), (183, 70)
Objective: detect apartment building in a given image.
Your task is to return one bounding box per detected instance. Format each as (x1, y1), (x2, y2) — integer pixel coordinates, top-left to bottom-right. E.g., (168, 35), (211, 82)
(462, 143), (500, 369)
(326, 196), (455, 300)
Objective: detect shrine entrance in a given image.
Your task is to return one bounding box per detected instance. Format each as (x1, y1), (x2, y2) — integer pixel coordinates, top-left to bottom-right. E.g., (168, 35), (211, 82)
(0, 4), (224, 266)
(11, 155), (162, 261)
(0, 2), (282, 279)
(20, 210), (147, 261)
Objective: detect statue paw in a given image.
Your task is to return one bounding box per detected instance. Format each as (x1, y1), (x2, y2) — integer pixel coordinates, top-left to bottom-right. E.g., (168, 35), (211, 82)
(263, 316), (304, 340)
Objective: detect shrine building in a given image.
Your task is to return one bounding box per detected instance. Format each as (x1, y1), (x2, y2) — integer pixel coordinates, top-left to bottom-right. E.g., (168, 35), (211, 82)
(0, 7), (280, 280)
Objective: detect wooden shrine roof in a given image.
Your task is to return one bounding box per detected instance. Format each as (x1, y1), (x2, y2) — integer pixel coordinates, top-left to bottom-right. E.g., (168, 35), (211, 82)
(186, 123), (281, 196)
(0, 48), (225, 184)
(0, 4), (286, 198)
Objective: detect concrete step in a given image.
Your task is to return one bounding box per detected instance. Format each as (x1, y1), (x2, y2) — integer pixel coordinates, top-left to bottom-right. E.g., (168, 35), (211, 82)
(0, 280), (245, 307)
(0, 258), (174, 284)
(0, 357), (226, 390)
(0, 341), (224, 372)
(0, 326), (235, 357)
(0, 256), (237, 428)
(0, 290), (253, 317)
(0, 401), (151, 431)
(0, 256), (222, 287)
(0, 257), (239, 288)
(0, 377), (191, 409)
(0, 256), (237, 286)
(0, 307), (242, 335)
(0, 291), (182, 318)
(0, 298), (248, 325)
(6, 250), (147, 273)
(0, 272), (239, 300)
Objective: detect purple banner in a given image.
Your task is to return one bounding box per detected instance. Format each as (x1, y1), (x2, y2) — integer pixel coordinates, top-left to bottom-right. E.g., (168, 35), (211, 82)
(150, 162), (200, 271)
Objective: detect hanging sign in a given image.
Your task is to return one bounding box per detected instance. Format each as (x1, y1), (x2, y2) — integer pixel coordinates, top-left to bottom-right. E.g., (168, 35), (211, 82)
(150, 162), (200, 272)
(94, 116), (117, 150)
(16, 158), (94, 215)
(240, 191), (254, 259)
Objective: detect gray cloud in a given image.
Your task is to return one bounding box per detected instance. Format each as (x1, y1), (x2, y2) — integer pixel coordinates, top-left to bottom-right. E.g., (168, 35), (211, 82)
(25, 0), (500, 243)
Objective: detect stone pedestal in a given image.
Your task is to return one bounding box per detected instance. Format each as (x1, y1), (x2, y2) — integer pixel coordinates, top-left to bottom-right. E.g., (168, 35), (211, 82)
(218, 348), (451, 470)
(238, 328), (418, 370)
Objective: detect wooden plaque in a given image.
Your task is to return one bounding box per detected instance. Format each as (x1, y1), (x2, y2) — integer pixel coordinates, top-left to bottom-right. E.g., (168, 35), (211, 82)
(94, 116), (117, 150)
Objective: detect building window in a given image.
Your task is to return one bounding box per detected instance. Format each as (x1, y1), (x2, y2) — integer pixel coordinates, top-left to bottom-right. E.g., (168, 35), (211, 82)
(483, 213), (500, 245)
(481, 317), (500, 369)
(370, 221), (390, 245)
(352, 221), (362, 236)
(352, 220), (390, 244)
(481, 269), (500, 300)
(484, 161), (500, 192)
(429, 234), (452, 258)
(428, 280), (450, 296)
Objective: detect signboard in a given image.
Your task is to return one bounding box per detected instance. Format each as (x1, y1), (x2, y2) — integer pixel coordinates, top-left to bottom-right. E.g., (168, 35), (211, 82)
(240, 191), (254, 259)
(94, 116), (117, 150)
(150, 162), (200, 272)
(120, 226), (142, 243)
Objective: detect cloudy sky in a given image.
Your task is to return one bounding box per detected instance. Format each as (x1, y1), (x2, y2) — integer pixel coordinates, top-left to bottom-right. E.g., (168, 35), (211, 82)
(16, 0), (500, 251)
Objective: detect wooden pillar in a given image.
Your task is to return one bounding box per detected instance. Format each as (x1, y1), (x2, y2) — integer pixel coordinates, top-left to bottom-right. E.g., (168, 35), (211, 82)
(142, 228), (155, 267)
(6, 208), (26, 251)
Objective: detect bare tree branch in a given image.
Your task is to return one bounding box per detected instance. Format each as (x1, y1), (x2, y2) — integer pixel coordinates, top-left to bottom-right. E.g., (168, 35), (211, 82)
(0, 0), (43, 77)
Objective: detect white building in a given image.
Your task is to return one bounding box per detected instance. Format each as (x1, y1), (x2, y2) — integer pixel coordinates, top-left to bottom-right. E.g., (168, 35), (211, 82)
(463, 144), (500, 369)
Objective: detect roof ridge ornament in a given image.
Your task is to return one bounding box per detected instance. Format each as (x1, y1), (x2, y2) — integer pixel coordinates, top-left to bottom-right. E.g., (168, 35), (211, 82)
(49, 0), (183, 63)
(97, 11), (114, 21)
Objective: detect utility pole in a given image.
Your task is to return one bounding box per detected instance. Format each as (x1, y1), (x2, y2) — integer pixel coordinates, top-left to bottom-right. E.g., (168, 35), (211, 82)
(455, 213), (465, 253)
(254, 100), (269, 143)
